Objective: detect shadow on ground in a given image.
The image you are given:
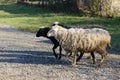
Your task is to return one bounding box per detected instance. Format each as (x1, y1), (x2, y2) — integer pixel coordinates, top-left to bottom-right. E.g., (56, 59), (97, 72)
(0, 49), (119, 68)
(36, 40), (53, 44)
(0, 50), (68, 66)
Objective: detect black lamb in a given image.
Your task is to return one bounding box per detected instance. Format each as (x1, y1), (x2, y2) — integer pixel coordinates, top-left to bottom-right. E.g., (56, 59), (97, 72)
(36, 27), (62, 60)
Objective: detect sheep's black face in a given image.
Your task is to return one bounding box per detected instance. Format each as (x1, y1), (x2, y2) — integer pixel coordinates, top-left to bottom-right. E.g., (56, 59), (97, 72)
(36, 28), (50, 37)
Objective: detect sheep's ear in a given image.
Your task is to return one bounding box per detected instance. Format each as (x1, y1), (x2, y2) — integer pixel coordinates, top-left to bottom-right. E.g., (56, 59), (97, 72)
(40, 26), (45, 28)
(54, 21), (59, 25)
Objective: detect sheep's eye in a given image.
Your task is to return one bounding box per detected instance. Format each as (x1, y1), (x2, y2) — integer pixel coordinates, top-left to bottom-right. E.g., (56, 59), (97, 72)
(57, 23), (63, 27)
(57, 23), (61, 26)
(52, 24), (55, 26)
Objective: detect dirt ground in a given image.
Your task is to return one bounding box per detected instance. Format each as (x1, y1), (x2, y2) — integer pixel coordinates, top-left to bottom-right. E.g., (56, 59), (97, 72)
(0, 25), (119, 80)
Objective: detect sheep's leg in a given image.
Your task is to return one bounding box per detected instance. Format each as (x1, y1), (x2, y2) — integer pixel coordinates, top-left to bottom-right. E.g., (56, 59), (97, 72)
(52, 45), (58, 59)
(98, 55), (105, 67)
(76, 52), (84, 62)
(66, 51), (72, 64)
(72, 52), (78, 67)
(58, 46), (62, 60)
(90, 52), (96, 64)
(98, 49), (107, 67)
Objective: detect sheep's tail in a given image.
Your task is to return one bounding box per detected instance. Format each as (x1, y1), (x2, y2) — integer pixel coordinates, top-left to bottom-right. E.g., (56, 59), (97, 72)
(107, 43), (112, 49)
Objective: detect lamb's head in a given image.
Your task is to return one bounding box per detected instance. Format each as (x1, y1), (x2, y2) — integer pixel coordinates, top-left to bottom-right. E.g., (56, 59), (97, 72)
(47, 22), (62, 37)
(36, 27), (50, 37)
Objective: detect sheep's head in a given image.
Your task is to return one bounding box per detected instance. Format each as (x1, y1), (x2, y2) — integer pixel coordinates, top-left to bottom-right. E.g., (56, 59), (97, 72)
(47, 22), (61, 37)
(36, 27), (50, 37)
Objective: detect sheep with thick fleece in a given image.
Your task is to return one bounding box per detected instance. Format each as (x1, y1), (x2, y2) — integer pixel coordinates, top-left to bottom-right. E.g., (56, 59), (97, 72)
(47, 22), (111, 67)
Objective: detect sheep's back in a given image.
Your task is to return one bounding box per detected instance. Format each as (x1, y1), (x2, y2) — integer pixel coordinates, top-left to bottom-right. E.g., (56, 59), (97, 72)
(78, 28), (110, 51)
(55, 27), (111, 52)
(69, 28), (111, 52)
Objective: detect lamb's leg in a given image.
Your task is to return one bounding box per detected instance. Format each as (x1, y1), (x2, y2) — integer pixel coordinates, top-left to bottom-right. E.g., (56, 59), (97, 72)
(90, 52), (96, 64)
(76, 52), (84, 62)
(52, 45), (58, 59)
(58, 46), (62, 60)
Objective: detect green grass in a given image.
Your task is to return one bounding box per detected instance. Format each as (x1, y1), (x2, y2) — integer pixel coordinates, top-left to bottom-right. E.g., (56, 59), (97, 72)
(0, 3), (120, 53)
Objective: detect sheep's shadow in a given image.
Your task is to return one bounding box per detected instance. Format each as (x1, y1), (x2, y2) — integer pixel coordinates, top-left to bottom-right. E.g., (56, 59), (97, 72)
(0, 50), (119, 68)
(0, 50), (69, 66)
(76, 56), (120, 68)
(36, 40), (53, 44)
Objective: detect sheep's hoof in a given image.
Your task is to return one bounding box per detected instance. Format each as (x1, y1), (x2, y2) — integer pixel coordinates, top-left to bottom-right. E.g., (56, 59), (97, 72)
(97, 63), (103, 67)
(86, 56), (92, 59)
(57, 56), (61, 60)
(72, 64), (77, 67)
(93, 62), (96, 64)
(93, 59), (96, 64)
(55, 56), (58, 60)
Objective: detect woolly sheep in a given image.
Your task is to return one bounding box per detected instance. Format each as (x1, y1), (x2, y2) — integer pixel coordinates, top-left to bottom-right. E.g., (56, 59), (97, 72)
(54, 23), (106, 61)
(47, 22), (111, 67)
(52, 23), (106, 62)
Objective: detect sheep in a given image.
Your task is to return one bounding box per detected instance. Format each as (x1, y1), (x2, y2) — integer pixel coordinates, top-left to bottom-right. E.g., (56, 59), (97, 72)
(47, 22), (111, 67)
(51, 23), (107, 63)
(36, 27), (62, 60)
(56, 23), (106, 61)
(36, 26), (96, 63)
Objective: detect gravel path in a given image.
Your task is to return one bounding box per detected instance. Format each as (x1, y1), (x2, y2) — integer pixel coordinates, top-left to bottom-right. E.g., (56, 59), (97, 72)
(0, 25), (120, 80)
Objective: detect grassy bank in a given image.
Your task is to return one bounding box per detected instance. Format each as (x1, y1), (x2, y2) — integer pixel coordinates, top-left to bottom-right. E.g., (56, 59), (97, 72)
(0, 3), (120, 53)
